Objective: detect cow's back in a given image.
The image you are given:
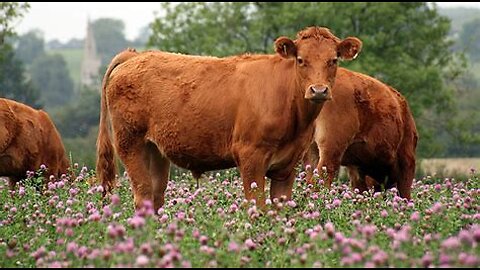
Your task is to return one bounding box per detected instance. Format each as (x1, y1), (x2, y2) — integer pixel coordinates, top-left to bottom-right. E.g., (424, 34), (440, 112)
(106, 51), (297, 173)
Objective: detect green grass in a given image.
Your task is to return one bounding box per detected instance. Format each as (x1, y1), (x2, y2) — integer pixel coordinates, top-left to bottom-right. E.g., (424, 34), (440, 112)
(0, 165), (478, 267)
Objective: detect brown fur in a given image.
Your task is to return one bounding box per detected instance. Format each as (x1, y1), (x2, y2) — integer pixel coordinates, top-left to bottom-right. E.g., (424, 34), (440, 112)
(96, 27), (362, 211)
(0, 98), (69, 187)
(302, 68), (418, 199)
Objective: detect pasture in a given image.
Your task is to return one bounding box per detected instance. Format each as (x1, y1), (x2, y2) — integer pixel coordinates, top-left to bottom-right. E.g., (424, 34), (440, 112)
(0, 164), (478, 267)
(420, 158), (480, 178)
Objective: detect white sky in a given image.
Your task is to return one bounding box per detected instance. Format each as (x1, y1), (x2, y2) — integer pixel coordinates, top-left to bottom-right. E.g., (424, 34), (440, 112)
(15, 2), (480, 43)
(16, 2), (162, 42)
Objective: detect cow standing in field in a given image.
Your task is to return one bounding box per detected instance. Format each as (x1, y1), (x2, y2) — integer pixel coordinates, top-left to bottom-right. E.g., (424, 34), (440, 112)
(0, 98), (69, 188)
(96, 26), (363, 211)
(303, 69), (418, 200)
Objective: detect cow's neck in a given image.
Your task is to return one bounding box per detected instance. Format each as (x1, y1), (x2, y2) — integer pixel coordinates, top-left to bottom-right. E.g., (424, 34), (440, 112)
(291, 81), (323, 134)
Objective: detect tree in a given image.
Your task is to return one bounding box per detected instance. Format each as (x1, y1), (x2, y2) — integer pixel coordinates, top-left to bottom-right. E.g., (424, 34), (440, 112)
(0, 47), (41, 108)
(0, 2), (42, 108)
(50, 85), (101, 170)
(91, 18), (129, 67)
(149, 3), (255, 56)
(0, 2), (30, 45)
(30, 54), (74, 108)
(149, 2), (466, 158)
(52, 86), (100, 139)
(63, 38), (83, 49)
(14, 29), (45, 65)
(459, 18), (480, 62)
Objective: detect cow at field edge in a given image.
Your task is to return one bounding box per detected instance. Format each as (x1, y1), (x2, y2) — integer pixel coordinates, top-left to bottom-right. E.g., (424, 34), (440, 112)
(302, 69), (418, 199)
(96, 26), (363, 211)
(0, 98), (69, 188)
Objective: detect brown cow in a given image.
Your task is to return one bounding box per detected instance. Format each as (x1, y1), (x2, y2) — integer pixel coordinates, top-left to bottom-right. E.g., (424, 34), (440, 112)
(302, 68), (418, 199)
(0, 98), (69, 188)
(96, 26), (363, 211)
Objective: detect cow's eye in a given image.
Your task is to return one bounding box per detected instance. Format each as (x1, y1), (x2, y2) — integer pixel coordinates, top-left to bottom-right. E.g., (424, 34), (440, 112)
(330, 58), (338, 66)
(297, 56), (305, 66)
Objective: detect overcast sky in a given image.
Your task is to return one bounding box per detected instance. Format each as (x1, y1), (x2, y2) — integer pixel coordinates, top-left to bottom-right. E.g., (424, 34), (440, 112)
(15, 2), (480, 43)
(16, 2), (162, 42)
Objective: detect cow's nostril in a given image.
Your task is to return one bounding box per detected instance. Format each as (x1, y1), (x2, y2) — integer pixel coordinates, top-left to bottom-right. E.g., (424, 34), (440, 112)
(308, 86), (330, 99)
(311, 86), (328, 94)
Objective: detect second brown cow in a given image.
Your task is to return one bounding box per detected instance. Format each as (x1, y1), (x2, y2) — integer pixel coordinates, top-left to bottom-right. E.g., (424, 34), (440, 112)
(0, 98), (69, 188)
(303, 68), (418, 200)
(96, 26), (363, 211)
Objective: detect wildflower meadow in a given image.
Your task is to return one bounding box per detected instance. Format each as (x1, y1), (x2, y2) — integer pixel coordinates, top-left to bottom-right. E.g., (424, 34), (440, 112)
(0, 164), (479, 267)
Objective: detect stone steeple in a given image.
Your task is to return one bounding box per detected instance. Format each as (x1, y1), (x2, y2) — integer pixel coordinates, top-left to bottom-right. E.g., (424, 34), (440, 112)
(80, 18), (101, 88)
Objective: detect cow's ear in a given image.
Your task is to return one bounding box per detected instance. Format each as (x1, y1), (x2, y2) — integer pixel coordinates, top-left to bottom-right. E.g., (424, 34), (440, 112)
(274, 37), (297, 58)
(337, 37), (362, 61)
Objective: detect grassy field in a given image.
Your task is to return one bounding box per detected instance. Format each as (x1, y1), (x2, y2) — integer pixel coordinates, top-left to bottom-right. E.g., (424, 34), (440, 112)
(419, 158), (480, 178)
(0, 165), (478, 267)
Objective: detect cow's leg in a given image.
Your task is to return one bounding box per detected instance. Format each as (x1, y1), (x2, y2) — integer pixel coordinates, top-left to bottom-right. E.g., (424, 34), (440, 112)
(147, 143), (170, 212)
(365, 175), (383, 193)
(269, 170), (295, 202)
(116, 140), (153, 210)
(8, 176), (20, 190)
(347, 166), (368, 194)
(192, 171), (202, 189)
(317, 148), (344, 188)
(390, 159), (414, 201)
(303, 141), (320, 185)
(234, 147), (269, 207)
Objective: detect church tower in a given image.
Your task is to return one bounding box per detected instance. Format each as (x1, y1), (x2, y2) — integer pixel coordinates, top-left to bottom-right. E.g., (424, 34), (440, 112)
(80, 19), (101, 88)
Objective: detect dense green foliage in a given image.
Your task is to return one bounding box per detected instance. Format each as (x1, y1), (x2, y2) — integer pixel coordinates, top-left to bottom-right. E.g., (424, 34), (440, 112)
(50, 88), (101, 170)
(0, 2), (42, 108)
(14, 30), (45, 65)
(30, 54), (74, 108)
(0, 45), (41, 108)
(0, 2), (30, 43)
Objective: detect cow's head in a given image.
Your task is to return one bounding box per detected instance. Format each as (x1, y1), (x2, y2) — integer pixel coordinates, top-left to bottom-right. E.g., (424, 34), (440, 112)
(275, 26), (362, 103)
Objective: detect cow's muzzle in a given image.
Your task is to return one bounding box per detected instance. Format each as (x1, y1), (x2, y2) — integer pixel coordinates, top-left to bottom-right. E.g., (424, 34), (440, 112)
(305, 85), (332, 102)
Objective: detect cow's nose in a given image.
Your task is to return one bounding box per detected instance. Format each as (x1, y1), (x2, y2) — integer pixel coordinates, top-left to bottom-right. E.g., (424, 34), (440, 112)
(305, 84), (332, 102)
(309, 85), (329, 96)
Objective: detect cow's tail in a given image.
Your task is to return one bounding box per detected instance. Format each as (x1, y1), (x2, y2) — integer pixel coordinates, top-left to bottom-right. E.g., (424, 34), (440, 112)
(399, 100), (418, 174)
(96, 48), (138, 196)
(396, 94), (419, 199)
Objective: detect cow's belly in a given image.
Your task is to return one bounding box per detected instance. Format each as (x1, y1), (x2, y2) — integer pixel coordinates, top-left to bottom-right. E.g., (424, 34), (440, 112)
(148, 118), (236, 172)
(0, 154), (23, 177)
(166, 151), (236, 173)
